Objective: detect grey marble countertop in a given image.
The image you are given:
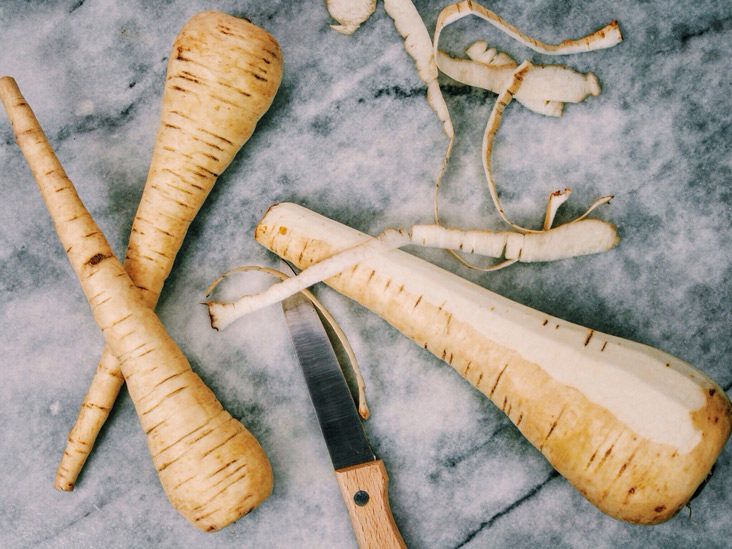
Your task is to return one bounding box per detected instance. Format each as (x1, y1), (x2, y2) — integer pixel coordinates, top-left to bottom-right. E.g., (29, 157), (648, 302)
(1, 1), (730, 547)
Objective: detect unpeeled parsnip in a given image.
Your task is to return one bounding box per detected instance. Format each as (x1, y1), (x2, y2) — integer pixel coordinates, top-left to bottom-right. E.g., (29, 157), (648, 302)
(56, 12), (283, 491)
(253, 202), (731, 524)
(0, 77), (272, 531)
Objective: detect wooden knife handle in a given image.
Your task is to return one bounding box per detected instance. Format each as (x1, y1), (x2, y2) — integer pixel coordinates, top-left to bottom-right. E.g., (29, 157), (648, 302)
(335, 460), (406, 548)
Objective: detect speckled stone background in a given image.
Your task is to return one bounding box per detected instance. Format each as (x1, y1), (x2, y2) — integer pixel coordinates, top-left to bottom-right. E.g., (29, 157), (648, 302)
(1, 1), (730, 547)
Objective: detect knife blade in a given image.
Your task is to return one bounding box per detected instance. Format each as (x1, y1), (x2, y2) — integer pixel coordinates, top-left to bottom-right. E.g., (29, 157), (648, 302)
(281, 263), (406, 549)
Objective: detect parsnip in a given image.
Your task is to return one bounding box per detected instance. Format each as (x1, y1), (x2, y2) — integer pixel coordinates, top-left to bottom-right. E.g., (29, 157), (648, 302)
(0, 77), (273, 531)
(56, 12), (283, 491)
(252, 202), (731, 525)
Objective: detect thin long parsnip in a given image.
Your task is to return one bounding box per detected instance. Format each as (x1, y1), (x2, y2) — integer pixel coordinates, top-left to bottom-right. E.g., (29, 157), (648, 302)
(249, 202), (731, 525)
(0, 77), (272, 531)
(56, 12), (283, 491)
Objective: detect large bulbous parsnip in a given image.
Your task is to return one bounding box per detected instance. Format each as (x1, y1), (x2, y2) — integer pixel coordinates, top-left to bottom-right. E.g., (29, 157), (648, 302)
(0, 77), (273, 532)
(255, 202), (731, 524)
(57, 11), (283, 491)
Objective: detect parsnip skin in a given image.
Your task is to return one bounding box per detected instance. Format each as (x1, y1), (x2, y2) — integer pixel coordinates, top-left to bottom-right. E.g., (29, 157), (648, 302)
(57, 12), (283, 491)
(0, 78), (273, 532)
(255, 203), (731, 525)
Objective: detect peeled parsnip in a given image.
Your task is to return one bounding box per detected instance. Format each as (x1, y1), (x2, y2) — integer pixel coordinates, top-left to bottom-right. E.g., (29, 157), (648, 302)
(56, 11), (283, 491)
(0, 77), (272, 531)
(252, 202), (731, 525)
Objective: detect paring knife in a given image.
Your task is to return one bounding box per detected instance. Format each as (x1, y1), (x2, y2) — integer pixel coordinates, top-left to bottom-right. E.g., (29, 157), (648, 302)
(281, 264), (406, 549)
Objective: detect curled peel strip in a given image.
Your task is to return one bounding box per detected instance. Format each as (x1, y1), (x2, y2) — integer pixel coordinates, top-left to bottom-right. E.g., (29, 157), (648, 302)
(206, 265), (371, 419)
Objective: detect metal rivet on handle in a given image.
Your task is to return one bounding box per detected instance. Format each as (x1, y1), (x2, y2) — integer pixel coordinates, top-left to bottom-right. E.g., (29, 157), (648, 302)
(354, 490), (369, 506)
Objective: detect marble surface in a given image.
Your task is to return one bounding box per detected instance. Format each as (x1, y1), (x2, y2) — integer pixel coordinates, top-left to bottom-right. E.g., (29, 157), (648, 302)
(1, 1), (730, 547)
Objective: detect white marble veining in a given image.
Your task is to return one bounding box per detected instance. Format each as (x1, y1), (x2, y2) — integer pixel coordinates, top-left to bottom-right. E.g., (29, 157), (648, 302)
(0, 1), (730, 547)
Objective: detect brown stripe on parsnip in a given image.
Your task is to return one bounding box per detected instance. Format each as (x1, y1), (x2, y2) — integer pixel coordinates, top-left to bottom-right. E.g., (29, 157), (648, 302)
(584, 330), (594, 346)
(596, 433), (623, 470)
(202, 430), (242, 459)
(160, 168), (209, 191)
(197, 127), (235, 146)
(165, 182), (196, 196)
(540, 407), (566, 450)
(82, 402), (109, 411)
(489, 363), (510, 398)
(171, 473), (197, 491)
(175, 72), (202, 85)
(191, 166), (218, 178)
(140, 386), (187, 416)
(140, 370), (188, 399)
(206, 459), (239, 480)
(109, 313), (133, 327)
(144, 416), (169, 435)
(152, 226), (175, 238)
(245, 70), (266, 82)
(209, 92), (243, 109)
(213, 78), (253, 98)
(194, 491), (255, 524)
(169, 84), (192, 94)
(149, 183), (197, 208)
(204, 467), (252, 503)
(152, 411), (227, 458)
(172, 52), (211, 71)
(615, 446), (638, 480)
(190, 465), (251, 514)
(86, 253), (110, 266)
(167, 109), (194, 122)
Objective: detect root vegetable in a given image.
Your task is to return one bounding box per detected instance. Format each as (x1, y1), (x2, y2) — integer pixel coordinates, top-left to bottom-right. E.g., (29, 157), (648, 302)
(0, 77), (273, 531)
(55, 12), (283, 491)
(248, 202), (730, 524)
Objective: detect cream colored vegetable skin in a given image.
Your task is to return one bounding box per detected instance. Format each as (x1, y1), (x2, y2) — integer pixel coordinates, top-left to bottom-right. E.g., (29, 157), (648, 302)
(255, 202), (731, 524)
(56, 11), (283, 491)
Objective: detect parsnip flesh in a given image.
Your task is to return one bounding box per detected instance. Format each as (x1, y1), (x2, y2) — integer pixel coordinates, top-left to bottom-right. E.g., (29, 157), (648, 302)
(255, 202), (731, 524)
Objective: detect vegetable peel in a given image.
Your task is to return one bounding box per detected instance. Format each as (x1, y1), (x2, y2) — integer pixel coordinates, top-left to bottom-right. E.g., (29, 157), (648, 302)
(206, 264), (370, 419)
(207, 215), (618, 326)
